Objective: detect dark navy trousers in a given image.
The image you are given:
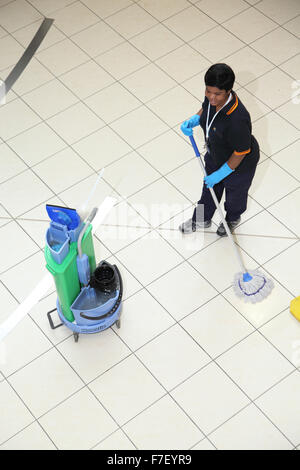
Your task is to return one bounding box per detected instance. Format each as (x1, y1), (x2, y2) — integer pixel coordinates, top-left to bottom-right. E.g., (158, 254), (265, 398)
(192, 153), (258, 223)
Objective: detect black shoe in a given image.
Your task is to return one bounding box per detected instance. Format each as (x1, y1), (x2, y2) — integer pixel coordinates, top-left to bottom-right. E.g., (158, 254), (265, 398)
(217, 218), (241, 237)
(179, 218), (211, 234)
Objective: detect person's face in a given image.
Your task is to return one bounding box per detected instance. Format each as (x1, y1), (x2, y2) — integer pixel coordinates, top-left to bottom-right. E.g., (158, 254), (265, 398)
(205, 86), (231, 108)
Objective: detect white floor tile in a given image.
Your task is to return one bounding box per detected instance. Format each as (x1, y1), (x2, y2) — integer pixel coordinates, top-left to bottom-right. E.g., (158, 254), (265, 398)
(0, 421), (56, 450)
(0, 99), (41, 140)
(110, 106), (168, 148)
(260, 310), (300, 367)
(139, 0), (189, 21)
(196, 0), (249, 24)
(171, 362), (250, 434)
(164, 6), (217, 41)
(8, 58), (53, 96)
(0, 25), (7, 39)
(284, 15), (300, 38)
(236, 88), (271, 122)
(249, 159), (299, 207)
(34, 147), (93, 194)
(189, 236), (258, 292)
(97, 41), (150, 80)
(0, 169), (53, 217)
(59, 173), (118, 210)
(12, 21), (65, 52)
(138, 130), (192, 175)
(105, 3), (157, 39)
(128, 177), (190, 227)
(209, 403), (293, 450)
(60, 61), (115, 99)
(253, 112), (300, 157)
(121, 63), (176, 103)
(225, 47), (274, 86)
(9, 348), (84, 418)
(23, 79), (78, 120)
(123, 395), (204, 449)
(56, 328), (131, 383)
(166, 158), (208, 203)
(0, 381), (34, 445)
(0, 315), (52, 378)
(0, 221), (39, 274)
(234, 211), (296, 264)
(50, 2), (99, 36)
(85, 82), (141, 124)
(192, 439), (216, 450)
(251, 28), (300, 66)
(0, 281), (18, 323)
(216, 332), (294, 399)
(0, 0), (42, 33)
(103, 152), (161, 198)
(28, 0), (76, 15)
(93, 429), (135, 450)
(255, 0), (300, 25)
(8, 122), (67, 167)
(130, 24), (183, 61)
(148, 85), (201, 127)
(279, 55), (300, 80)
(181, 295), (254, 358)
(81, 0), (133, 19)
(0, 143), (27, 183)
(97, 223), (150, 255)
(39, 388), (117, 450)
(0, 251), (47, 303)
(29, 292), (73, 346)
(264, 242), (300, 296)
(256, 371), (300, 445)
(223, 8), (277, 43)
(155, 44), (210, 83)
(0, 35), (24, 71)
(73, 126), (132, 171)
(276, 99), (300, 130)
(112, 289), (175, 351)
(158, 210), (219, 260)
(37, 39), (90, 76)
(47, 102), (105, 145)
(136, 324), (210, 390)
(245, 68), (297, 109)
(268, 187), (300, 237)
(190, 26), (244, 63)
(72, 21), (124, 57)
(90, 355), (165, 425)
(148, 262), (218, 321)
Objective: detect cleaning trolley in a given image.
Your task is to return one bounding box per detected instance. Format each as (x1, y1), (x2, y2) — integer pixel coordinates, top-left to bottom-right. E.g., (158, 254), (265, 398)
(45, 204), (123, 342)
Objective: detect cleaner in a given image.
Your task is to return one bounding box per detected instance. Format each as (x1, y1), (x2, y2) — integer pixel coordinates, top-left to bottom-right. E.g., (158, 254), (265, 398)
(45, 204), (123, 342)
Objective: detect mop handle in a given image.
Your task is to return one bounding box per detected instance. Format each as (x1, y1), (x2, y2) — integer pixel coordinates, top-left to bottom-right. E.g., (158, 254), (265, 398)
(189, 135), (247, 274)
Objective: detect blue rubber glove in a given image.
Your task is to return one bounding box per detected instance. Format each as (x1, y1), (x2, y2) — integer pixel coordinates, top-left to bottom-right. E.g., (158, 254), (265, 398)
(180, 114), (200, 136)
(204, 162), (234, 188)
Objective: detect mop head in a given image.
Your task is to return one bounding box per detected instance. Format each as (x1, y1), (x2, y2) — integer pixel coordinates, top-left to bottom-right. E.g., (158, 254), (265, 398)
(233, 269), (274, 303)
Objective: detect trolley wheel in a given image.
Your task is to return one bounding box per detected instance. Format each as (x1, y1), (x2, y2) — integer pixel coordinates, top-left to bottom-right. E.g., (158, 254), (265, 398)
(73, 333), (79, 342)
(116, 319), (121, 329)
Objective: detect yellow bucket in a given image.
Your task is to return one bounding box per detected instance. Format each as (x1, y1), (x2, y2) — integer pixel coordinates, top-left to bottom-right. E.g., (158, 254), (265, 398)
(290, 296), (300, 322)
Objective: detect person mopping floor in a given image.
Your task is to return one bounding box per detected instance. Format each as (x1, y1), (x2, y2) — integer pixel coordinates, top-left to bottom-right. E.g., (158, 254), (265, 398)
(179, 63), (260, 236)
